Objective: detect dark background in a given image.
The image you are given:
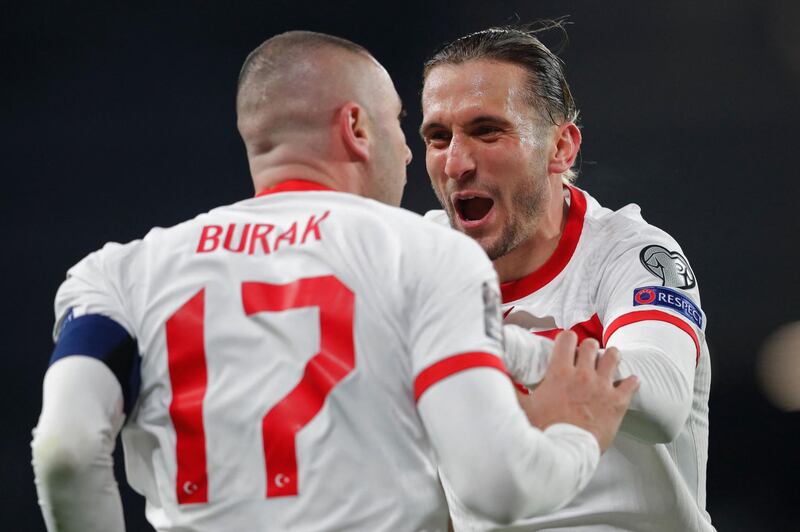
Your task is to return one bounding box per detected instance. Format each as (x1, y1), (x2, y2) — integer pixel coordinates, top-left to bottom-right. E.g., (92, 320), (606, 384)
(4, 1), (799, 530)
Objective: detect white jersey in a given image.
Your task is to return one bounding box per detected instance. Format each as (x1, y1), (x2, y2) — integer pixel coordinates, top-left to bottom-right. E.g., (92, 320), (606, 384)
(427, 185), (713, 532)
(52, 180), (510, 531)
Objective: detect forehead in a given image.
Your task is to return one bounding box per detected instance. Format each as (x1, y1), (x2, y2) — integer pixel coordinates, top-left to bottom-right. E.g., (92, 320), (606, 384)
(422, 60), (530, 117)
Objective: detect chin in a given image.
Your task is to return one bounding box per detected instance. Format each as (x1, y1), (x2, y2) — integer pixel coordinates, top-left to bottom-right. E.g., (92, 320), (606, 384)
(485, 245), (507, 261)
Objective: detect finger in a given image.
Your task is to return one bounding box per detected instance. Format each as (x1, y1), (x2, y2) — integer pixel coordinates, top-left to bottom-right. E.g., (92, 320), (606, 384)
(576, 337), (600, 370)
(547, 330), (578, 373)
(596, 347), (620, 381)
(614, 375), (640, 401)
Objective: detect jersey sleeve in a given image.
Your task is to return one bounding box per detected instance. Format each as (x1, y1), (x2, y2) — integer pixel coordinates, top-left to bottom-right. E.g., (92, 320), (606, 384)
(52, 242), (141, 414)
(594, 226), (702, 443)
(32, 356), (127, 532)
(34, 242), (141, 532)
(405, 230), (507, 399)
(54, 242), (137, 341)
(408, 229), (600, 523)
(595, 227), (706, 361)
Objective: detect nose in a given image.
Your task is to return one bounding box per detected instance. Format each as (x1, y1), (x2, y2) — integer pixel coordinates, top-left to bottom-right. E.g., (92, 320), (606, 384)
(404, 144), (413, 166)
(443, 135), (475, 181)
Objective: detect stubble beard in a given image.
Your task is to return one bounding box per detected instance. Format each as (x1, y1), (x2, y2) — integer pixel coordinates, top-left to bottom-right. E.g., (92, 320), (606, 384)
(435, 174), (548, 261)
(483, 175), (547, 260)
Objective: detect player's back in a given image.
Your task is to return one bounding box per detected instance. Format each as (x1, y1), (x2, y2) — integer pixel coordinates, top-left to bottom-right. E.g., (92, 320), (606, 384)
(66, 182), (475, 531)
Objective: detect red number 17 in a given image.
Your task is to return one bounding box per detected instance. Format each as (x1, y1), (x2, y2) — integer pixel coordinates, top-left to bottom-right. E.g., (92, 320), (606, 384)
(164, 275), (355, 504)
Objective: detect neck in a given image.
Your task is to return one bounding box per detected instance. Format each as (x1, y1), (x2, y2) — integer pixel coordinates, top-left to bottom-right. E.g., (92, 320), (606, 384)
(252, 165), (336, 193)
(492, 177), (569, 283)
(249, 146), (362, 196)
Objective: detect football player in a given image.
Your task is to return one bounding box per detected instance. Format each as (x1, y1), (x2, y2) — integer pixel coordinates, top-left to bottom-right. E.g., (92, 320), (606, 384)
(32, 31), (637, 531)
(421, 26), (714, 531)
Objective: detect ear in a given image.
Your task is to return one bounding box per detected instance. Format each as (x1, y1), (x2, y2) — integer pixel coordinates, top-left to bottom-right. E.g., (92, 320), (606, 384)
(547, 122), (582, 175)
(338, 102), (370, 161)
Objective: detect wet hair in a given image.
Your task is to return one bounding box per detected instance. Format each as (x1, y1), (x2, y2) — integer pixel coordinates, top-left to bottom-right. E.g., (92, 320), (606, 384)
(424, 24), (579, 128)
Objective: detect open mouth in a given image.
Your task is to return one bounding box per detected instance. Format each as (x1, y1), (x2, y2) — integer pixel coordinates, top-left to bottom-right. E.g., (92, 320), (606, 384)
(455, 196), (494, 223)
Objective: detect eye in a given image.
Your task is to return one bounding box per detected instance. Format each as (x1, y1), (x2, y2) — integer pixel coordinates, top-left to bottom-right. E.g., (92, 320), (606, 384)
(474, 125), (501, 138)
(425, 130), (451, 148)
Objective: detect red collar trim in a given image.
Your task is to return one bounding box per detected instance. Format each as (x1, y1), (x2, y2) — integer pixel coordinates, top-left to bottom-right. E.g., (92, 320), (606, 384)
(255, 180), (334, 197)
(500, 185), (587, 303)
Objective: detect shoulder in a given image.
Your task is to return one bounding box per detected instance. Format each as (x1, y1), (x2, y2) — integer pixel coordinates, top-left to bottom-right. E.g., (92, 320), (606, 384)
(55, 239), (145, 340)
(577, 188), (699, 293)
(58, 209), (216, 311)
(582, 189), (669, 238)
(418, 209), (486, 260)
(324, 197), (484, 257)
(66, 239), (143, 281)
(344, 201), (493, 284)
(423, 209), (451, 227)
(580, 188), (686, 259)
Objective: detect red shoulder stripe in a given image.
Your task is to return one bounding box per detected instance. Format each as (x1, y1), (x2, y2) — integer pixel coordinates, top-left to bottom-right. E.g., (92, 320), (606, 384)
(415, 352), (508, 402)
(603, 310), (700, 364)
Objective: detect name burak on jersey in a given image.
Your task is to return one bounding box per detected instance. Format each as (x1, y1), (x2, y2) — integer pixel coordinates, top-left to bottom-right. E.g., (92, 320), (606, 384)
(196, 211), (330, 255)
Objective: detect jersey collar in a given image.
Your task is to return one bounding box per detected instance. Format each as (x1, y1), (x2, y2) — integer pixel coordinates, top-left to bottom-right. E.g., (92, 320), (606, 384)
(255, 179), (335, 197)
(500, 185), (587, 303)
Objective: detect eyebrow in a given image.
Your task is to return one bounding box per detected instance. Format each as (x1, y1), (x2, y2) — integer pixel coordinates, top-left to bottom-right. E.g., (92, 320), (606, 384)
(419, 114), (512, 140)
(419, 121), (443, 139)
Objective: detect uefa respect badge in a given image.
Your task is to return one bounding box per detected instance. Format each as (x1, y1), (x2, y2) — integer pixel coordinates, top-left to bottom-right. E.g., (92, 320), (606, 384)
(633, 286), (703, 328)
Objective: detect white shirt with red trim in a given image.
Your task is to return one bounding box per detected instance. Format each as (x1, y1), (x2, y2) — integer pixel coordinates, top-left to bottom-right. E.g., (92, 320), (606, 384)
(39, 181), (602, 532)
(426, 186), (714, 532)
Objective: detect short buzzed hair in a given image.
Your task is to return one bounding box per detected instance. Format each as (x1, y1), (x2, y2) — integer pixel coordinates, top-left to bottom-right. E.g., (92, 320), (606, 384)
(238, 31), (370, 94)
(424, 26), (579, 127)
(236, 30), (378, 151)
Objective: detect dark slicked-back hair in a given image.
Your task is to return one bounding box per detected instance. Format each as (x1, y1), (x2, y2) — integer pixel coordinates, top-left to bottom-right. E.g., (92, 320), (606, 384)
(238, 30), (370, 92)
(423, 26), (579, 127)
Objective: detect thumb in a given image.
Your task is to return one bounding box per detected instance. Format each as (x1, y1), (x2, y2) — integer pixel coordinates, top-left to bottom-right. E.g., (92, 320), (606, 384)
(615, 375), (640, 401)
